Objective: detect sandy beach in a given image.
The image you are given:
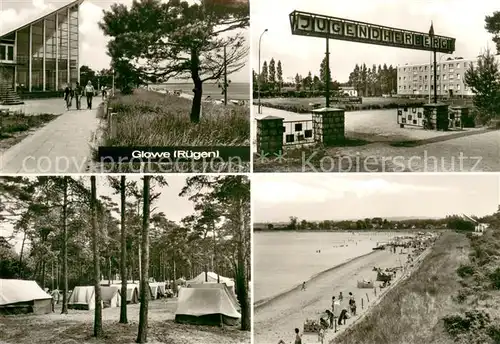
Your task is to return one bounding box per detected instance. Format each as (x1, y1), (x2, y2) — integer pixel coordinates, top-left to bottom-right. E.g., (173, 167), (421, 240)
(254, 248), (418, 344)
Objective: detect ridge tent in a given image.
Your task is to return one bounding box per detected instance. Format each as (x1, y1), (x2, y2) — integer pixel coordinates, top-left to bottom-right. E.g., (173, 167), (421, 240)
(186, 272), (236, 294)
(156, 283), (166, 297)
(68, 286), (96, 310)
(175, 287), (241, 326)
(187, 283), (240, 311)
(111, 284), (139, 303)
(101, 286), (121, 308)
(0, 279), (52, 315)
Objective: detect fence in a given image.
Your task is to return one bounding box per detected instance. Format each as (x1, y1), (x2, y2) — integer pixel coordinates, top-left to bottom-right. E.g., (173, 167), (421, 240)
(282, 119), (315, 146)
(397, 104), (474, 130)
(256, 108), (346, 155)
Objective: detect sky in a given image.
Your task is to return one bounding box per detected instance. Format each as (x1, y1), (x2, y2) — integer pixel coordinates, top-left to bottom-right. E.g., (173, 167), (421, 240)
(0, 0), (249, 82)
(1, 175), (198, 253)
(251, 0), (499, 82)
(252, 174), (500, 223)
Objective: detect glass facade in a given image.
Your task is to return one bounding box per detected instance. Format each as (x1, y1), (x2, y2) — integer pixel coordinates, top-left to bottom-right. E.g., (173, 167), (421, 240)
(4, 3), (80, 92)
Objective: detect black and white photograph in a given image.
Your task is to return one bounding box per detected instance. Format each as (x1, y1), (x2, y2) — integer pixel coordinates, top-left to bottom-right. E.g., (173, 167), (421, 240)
(252, 174), (500, 344)
(252, 0), (500, 172)
(0, 175), (251, 344)
(0, 0), (250, 174)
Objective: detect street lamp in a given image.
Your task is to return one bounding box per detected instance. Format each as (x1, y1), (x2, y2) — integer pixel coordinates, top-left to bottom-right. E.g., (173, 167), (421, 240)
(258, 28), (268, 115)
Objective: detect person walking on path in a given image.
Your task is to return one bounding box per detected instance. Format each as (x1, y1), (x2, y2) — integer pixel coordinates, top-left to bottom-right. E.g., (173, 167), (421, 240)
(301, 281), (306, 291)
(85, 81), (95, 109)
(63, 84), (73, 110)
(349, 292), (357, 316)
(294, 328), (302, 344)
(74, 81), (82, 110)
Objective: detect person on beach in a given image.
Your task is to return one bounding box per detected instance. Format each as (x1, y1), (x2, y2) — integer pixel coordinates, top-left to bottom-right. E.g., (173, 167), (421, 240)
(326, 309), (334, 329)
(338, 291), (343, 302)
(301, 281), (306, 291)
(294, 328), (302, 344)
(331, 296), (336, 313)
(85, 81), (95, 109)
(349, 296), (357, 316)
(338, 308), (348, 325)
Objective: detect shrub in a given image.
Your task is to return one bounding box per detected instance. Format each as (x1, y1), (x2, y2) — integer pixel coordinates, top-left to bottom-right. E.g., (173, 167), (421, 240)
(457, 264), (475, 278)
(442, 310), (491, 338)
(488, 267), (500, 289)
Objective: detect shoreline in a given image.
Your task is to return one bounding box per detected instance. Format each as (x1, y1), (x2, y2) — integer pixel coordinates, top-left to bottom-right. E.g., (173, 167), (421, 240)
(254, 249), (378, 308)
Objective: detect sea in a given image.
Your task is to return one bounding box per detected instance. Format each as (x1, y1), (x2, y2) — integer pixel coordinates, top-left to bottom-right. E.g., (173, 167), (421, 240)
(155, 82), (250, 100)
(253, 231), (405, 304)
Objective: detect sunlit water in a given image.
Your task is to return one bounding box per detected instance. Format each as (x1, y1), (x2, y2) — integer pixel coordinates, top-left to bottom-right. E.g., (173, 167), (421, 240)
(254, 231), (403, 304)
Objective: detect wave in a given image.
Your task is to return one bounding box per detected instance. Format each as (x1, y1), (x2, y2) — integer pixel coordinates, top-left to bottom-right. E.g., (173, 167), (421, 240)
(254, 250), (378, 309)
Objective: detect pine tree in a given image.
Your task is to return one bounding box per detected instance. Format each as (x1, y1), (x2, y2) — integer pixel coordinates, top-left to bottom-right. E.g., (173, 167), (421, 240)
(276, 60), (283, 91)
(268, 58), (276, 90)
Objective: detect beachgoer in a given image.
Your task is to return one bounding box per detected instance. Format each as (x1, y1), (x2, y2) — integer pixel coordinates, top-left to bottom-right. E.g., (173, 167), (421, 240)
(318, 328), (325, 344)
(331, 296), (336, 313)
(349, 294), (357, 316)
(301, 282), (306, 291)
(326, 309), (334, 329)
(294, 328), (302, 344)
(338, 291), (343, 302)
(85, 81), (95, 109)
(74, 81), (82, 110)
(338, 308), (348, 325)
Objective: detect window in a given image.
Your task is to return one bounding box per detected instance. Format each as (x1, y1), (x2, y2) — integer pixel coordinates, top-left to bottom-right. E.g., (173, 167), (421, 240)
(449, 75), (454, 80)
(404, 85), (406, 90)
(7, 46), (13, 60)
(425, 66), (428, 71)
(443, 75), (447, 80)
(457, 74), (461, 80)
(443, 64), (447, 70)
(419, 85), (422, 90)
(399, 77), (401, 80)
(457, 84), (460, 90)
(464, 62), (467, 68)
(449, 85), (453, 90)
(450, 68), (454, 73)
(419, 76), (422, 80)
(0, 45), (5, 60)
(456, 63), (460, 68)
(444, 85), (448, 90)
(403, 68), (406, 72)
(425, 75), (428, 80)
(403, 76), (406, 81)
(425, 84), (428, 90)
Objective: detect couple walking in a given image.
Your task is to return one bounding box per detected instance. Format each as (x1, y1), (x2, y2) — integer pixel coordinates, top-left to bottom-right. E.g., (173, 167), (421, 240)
(64, 81), (96, 110)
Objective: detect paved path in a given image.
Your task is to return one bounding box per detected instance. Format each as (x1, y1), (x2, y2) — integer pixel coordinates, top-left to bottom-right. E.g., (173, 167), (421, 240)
(0, 102), (101, 173)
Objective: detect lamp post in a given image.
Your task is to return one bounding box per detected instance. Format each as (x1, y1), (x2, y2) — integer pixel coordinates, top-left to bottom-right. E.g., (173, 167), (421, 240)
(258, 28), (268, 114)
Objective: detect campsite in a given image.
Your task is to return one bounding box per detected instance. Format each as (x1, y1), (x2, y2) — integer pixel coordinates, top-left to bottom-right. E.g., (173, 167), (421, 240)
(0, 176), (251, 344)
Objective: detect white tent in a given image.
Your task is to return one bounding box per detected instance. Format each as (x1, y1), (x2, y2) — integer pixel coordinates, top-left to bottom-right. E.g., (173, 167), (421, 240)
(186, 272), (235, 294)
(110, 284), (139, 303)
(175, 287), (240, 326)
(187, 283), (239, 311)
(0, 279), (52, 315)
(68, 286), (96, 310)
(101, 286), (121, 308)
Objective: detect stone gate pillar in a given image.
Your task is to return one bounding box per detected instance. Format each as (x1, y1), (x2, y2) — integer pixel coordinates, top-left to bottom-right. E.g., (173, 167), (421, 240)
(312, 107), (345, 146)
(256, 116), (284, 155)
(423, 103), (449, 131)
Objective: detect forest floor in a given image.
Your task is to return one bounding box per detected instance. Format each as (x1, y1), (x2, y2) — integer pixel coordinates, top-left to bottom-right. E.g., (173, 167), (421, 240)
(0, 298), (249, 344)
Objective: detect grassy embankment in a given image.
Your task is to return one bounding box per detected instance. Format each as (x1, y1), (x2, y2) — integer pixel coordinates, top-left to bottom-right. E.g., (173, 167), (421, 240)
(95, 89), (250, 172)
(0, 111), (58, 149)
(331, 230), (500, 344)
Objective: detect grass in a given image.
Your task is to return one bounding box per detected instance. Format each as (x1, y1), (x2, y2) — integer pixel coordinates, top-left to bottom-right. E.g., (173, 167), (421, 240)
(331, 232), (470, 344)
(0, 111), (59, 149)
(105, 89), (249, 146)
(93, 89), (250, 172)
(0, 112), (58, 138)
(254, 96), (475, 114)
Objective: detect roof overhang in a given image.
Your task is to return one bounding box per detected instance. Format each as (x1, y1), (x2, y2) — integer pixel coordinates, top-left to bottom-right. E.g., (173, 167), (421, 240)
(0, 0), (85, 39)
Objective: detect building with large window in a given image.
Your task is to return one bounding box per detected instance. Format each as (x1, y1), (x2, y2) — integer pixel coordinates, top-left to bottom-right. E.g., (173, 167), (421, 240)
(0, 0), (83, 103)
(397, 54), (500, 97)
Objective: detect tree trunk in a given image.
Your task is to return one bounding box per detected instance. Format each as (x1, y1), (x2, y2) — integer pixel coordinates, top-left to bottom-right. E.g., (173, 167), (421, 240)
(91, 176), (103, 337)
(120, 176), (128, 324)
(138, 241), (142, 286)
(61, 177), (69, 314)
(51, 260), (54, 291)
(236, 198), (250, 331)
(136, 176), (150, 343)
(41, 260), (46, 290)
(108, 256), (112, 285)
(190, 48), (202, 123)
(18, 230), (26, 277)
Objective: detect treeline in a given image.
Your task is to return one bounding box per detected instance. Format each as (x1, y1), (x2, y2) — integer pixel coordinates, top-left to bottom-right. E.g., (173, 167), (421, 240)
(0, 175), (251, 341)
(348, 63), (398, 97)
(254, 215), (484, 232)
